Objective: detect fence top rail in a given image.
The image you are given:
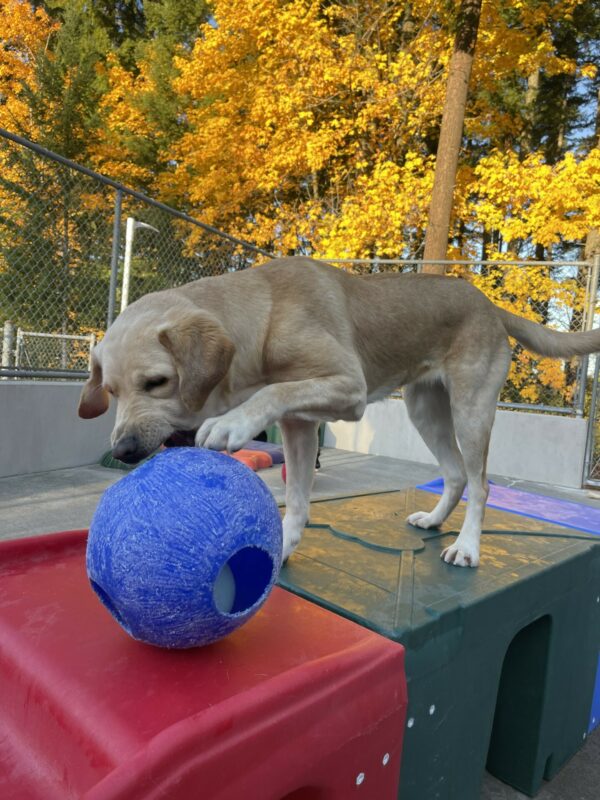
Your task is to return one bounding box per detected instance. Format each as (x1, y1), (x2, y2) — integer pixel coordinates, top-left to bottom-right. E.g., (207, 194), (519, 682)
(389, 390), (578, 415)
(0, 368), (89, 379)
(2, 130), (594, 270)
(16, 330), (93, 340)
(326, 258), (591, 267)
(0, 127), (272, 259)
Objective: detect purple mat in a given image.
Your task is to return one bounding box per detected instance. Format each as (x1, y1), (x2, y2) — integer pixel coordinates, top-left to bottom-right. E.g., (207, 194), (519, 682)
(243, 440), (285, 464)
(416, 477), (600, 536)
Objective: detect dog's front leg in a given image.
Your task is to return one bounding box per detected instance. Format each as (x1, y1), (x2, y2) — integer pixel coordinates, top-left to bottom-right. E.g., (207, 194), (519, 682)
(195, 375), (365, 453)
(195, 376), (365, 561)
(279, 419), (320, 562)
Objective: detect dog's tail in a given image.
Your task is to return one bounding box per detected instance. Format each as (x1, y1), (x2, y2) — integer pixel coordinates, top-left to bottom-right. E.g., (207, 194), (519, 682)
(497, 307), (600, 358)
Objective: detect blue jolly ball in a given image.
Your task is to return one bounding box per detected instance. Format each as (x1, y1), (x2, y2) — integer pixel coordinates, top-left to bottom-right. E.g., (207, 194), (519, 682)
(87, 447), (283, 648)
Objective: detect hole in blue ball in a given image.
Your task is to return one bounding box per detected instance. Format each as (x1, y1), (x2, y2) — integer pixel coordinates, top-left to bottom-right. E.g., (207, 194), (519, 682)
(213, 546), (274, 616)
(90, 579), (132, 634)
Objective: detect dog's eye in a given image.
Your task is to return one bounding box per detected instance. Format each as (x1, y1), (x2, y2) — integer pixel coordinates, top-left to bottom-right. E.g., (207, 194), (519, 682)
(144, 376), (169, 392)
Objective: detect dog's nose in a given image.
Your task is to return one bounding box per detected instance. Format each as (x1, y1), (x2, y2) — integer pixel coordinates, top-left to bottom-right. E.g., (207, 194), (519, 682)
(112, 435), (142, 464)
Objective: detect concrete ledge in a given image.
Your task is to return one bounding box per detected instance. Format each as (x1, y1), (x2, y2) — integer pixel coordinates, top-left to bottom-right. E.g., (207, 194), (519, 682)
(0, 382), (115, 478)
(324, 397), (588, 489)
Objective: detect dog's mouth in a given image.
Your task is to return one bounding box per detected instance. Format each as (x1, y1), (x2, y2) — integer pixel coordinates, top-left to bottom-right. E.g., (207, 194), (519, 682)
(163, 429), (198, 448)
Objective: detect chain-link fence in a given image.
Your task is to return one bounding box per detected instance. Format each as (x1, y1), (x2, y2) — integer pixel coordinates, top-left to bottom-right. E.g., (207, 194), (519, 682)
(1, 128), (598, 420)
(333, 256), (600, 488)
(0, 128), (270, 379)
(327, 257), (599, 416)
(12, 330), (94, 373)
(113, 195), (270, 312)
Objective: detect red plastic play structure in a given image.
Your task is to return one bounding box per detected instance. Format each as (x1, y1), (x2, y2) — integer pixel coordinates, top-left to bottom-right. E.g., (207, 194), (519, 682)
(0, 530), (407, 800)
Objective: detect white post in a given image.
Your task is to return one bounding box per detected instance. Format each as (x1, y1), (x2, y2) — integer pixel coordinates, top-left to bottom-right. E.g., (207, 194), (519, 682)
(121, 216), (136, 312)
(120, 217), (159, 313)
(14, 328), (24, 368)
(1, 321), (14, 378)
(2, 321), (14, 367)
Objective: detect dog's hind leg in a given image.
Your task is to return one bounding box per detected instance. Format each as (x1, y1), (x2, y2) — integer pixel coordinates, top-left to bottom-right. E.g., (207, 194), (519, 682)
(279, 418), (320, 563)
(404, 380), (467, 529)
(441, 344), (512, 567)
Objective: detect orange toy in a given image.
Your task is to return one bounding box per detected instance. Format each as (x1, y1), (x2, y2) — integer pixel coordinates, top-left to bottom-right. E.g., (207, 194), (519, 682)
(229, 449), (274, 471)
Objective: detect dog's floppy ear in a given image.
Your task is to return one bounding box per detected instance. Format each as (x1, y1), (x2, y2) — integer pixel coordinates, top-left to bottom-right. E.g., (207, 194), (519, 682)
(158, 311), (235, 412)
(78, 356), (109, 419)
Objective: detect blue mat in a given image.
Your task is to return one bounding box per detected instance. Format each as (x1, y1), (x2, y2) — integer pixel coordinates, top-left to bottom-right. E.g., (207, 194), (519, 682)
(416, 477), (600, 536)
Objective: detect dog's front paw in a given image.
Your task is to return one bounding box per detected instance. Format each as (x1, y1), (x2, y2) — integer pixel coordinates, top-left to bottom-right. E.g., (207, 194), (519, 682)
(407, 510), (441, 530)
(441, 536), (480, 568)
(195, 413), (257, 453)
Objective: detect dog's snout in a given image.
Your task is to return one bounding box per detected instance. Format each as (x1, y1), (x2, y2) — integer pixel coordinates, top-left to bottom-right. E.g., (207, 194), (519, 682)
(112, 435), (143, 464)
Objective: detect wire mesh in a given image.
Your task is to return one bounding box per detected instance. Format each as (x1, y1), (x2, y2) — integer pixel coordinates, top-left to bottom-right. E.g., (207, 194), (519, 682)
(0, 143), (115, 348)
(583, 353), (600, 486)
(333, 258), (593, 414)
(0, 131), (269, 378)
(454, 260), (589, 412)
(116, 195), (268, 310)
(13, 330), (93, 372)
(0, 130), (596, 418)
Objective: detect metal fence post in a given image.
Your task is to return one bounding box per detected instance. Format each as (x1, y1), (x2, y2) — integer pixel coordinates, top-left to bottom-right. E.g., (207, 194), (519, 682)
(584, 254), (600, 332)
(575, 254), (600, 416)
(583, 350), (600, 486)
(580, 252), (600, 483)
(107, 189), (123, 328)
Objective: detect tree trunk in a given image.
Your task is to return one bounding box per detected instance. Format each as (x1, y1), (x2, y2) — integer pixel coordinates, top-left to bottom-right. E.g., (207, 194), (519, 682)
(584, 86), (600, 262)
(524, 69), (540, 152)
(422, 0), (483, 273)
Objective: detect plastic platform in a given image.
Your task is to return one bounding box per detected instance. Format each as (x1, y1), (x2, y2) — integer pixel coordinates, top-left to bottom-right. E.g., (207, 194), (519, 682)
(0, 530), (407, 800)
(279, 488), (600, 800)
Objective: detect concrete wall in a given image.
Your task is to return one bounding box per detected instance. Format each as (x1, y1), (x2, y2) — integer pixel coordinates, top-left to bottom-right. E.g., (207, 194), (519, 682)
(325, 397), (588, 489)
(0, 382), (115, 478)
(0, 383), (588, 488)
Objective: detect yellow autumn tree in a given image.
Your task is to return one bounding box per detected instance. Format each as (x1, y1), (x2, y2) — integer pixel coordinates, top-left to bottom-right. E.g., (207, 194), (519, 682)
(0, 0), (58, 225)
(0, 0), (116, 341)
(163, 0), (452, 253)
(460, 147), (600, 404)
(157, 0), (595, 264)
(160, 0), (597, 408)
(470, 149), (600, 251)
(89, 56), (157, 189)
(1, 0), (597, 405)
(0, 0), (58, 319)
(87, 0), (210, 193)
(0, 0), (57, 137)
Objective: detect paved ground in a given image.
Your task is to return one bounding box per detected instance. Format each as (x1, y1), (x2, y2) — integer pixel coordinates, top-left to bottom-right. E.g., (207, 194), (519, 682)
(0, 448), (598, 799)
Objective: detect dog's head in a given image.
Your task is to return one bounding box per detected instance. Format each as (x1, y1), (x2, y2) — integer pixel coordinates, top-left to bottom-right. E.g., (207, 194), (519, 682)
(78, 297), (235, 464)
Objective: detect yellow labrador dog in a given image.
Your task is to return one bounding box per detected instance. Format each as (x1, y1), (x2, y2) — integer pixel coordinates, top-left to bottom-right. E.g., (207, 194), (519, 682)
(79, 257), (600, 567)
